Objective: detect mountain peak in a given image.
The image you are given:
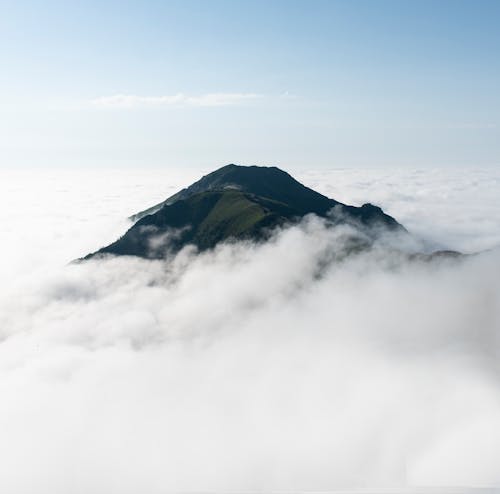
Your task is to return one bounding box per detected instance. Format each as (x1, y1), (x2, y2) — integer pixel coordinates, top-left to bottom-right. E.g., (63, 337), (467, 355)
(84, 164), (404, 261)
(197, 163), (295, 182)
(129, 163), (327, 221)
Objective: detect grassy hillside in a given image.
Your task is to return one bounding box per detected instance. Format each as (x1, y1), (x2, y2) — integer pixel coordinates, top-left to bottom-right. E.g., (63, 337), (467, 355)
(92, 190), (299, 259)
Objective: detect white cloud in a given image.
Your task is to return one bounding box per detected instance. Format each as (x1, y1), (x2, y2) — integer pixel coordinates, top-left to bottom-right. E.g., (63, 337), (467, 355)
(91, 92), (262, 108)
(295, 167), (500, 253)
(0, 167), (499, 493)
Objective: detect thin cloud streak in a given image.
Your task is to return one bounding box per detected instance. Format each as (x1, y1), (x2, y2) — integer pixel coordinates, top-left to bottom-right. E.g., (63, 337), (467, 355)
(91, 92), (263, 108)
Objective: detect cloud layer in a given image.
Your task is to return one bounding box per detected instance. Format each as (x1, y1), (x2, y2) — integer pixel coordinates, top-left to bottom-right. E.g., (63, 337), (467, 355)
(296, 167), (500, 253)
(91, 92), (262, 108)
(0, 167), (499, 493)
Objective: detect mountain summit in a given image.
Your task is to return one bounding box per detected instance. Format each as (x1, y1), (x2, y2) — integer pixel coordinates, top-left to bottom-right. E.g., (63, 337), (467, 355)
(131, 164), (340, 221)
(84, 164), (404, 260)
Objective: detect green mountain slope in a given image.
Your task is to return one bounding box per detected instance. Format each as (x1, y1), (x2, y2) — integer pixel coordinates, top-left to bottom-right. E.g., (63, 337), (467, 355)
(85, 164), (405, 260)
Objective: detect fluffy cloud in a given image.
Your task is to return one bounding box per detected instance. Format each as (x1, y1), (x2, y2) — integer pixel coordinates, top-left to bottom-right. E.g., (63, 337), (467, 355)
(91, 92), (262, 108)
(0, 167), (499, 493)
(296, 167), (500, 253)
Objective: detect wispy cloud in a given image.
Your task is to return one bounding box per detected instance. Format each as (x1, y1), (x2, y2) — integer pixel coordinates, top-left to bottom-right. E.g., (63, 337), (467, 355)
(91, 92), (262, 108)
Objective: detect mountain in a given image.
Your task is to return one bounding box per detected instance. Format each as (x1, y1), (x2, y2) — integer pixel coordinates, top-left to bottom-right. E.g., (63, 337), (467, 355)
(84, 164), (405, 260)
(130, 164), (338, 221)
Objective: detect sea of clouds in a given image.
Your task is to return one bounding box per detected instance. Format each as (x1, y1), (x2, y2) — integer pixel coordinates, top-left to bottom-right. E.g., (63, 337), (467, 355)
(0, 166), (499, 494)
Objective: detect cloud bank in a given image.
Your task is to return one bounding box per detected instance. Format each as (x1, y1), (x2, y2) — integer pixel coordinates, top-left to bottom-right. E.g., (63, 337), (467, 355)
(91, 92), (262, 108)
(0, 168), (499, 493)
(297, 167), (500, 253)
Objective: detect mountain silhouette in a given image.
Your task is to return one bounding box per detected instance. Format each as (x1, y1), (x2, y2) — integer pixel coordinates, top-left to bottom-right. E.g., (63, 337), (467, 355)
(84, 164), (405, 260)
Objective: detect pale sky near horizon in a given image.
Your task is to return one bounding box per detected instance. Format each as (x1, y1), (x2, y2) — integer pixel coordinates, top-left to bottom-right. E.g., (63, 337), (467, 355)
(1, 0), (499, 169)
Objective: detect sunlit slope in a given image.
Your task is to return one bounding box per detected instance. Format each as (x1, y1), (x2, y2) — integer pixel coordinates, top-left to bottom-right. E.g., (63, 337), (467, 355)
(89, 190), (292, 258)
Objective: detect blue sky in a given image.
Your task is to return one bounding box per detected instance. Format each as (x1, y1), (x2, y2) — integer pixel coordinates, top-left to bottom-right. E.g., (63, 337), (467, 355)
(1, 0), (499, 168)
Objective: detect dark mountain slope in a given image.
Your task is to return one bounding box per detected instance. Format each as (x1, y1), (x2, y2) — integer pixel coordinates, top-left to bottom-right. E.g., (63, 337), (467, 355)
(85, 164), (405, 260)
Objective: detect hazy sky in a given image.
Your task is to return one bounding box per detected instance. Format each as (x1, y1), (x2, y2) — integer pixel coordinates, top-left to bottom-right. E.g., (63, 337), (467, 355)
(1, 0), (499, 168)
